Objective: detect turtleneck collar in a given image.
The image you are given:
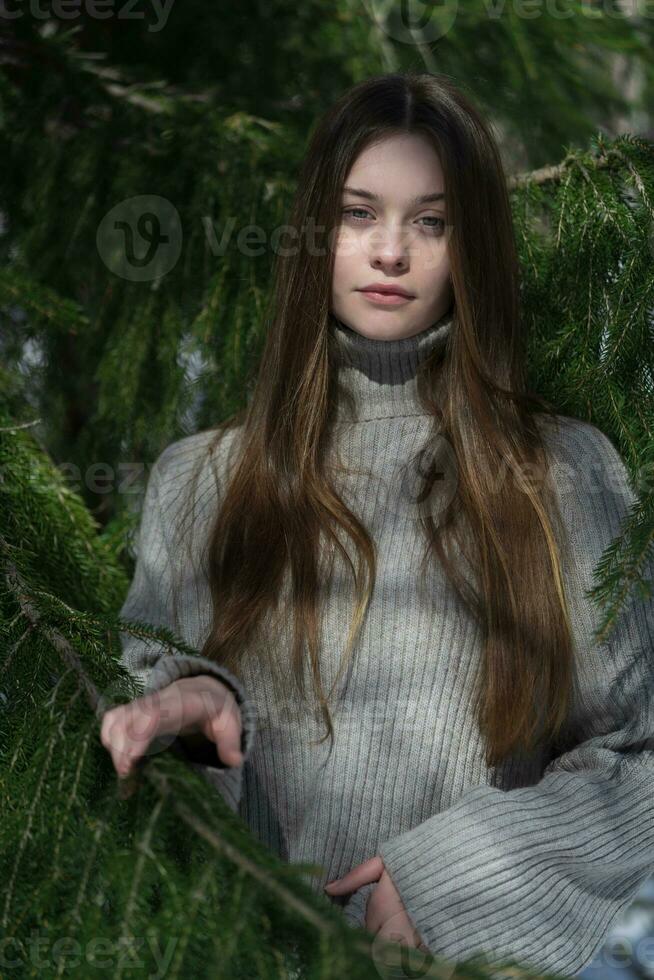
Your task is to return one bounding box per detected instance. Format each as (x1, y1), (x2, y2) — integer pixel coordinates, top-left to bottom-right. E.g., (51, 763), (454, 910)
(328, 307), (455, 422)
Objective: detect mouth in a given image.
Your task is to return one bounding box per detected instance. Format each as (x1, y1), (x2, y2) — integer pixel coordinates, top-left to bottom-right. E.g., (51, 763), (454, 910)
(357, 288), (415, 305)
(358, 284), (414, 297)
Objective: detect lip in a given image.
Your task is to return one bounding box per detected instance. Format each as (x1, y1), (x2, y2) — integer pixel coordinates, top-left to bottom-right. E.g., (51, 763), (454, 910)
(357, 289), (415, 306)
(359, 283), (415, 298)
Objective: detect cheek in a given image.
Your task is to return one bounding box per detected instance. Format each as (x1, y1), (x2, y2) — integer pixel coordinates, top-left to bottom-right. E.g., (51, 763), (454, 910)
(416, 238), (450, 277)
(332, 237), (357, 287)
(332, 224), (364, 264)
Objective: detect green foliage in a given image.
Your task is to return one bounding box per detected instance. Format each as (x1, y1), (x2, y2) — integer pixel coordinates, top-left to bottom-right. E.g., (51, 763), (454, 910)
(510, 133), (654, 644)
(0, 421), (375, 978)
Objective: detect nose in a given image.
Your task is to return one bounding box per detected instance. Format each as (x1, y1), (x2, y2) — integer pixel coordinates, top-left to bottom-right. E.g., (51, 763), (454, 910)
(369, 224), (410, 272)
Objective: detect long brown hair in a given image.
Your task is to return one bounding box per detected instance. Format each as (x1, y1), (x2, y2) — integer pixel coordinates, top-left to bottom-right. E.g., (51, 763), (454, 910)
(176, 70), (576, 768)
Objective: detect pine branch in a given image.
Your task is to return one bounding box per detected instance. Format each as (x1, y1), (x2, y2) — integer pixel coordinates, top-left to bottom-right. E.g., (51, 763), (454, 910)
(508, 140), (617, 188)
(3, 541), (104, 714)
(0, 418), (42, 433)
(0, 534), (409, 977)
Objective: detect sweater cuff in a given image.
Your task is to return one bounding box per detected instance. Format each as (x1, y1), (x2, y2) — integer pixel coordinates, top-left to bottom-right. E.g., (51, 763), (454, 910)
(378, 780), (582, 978)
(142, 653), (257, 766)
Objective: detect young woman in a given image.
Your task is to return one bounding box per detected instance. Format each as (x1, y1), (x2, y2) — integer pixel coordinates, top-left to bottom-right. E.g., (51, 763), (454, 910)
(101, 71), (654, 976)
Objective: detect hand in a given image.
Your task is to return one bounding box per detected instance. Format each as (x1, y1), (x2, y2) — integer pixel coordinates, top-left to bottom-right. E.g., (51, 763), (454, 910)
(100, 675), (244, 792)
(324, 855), (429, 950)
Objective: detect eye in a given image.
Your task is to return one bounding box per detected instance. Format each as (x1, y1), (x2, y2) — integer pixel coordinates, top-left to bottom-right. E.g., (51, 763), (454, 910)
(420, 216), (446, 234)
(342, 207), (372, 222)
(342, 209), (445, 234)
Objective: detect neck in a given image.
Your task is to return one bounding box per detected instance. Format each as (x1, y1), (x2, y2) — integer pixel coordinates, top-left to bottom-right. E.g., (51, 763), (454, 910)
(328, 308), (455, 422)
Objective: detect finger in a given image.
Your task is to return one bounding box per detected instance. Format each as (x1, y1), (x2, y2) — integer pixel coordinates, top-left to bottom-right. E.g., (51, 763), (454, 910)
(101, 711), (129, 776)
(102, 708), (151, 778)
(324, 856), (384, 894)
(187, 681), (243, 759)
(110, 721), (143, 777)
(365, 896), (382, 937)
(207, 710), (243, 766)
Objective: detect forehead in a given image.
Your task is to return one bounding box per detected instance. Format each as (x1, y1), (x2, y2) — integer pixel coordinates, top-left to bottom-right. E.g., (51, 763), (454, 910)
(344, 133), (445, 193)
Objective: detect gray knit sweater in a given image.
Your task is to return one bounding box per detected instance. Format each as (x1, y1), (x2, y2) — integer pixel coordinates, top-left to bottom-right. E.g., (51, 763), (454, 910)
(118, 310), (654, 978)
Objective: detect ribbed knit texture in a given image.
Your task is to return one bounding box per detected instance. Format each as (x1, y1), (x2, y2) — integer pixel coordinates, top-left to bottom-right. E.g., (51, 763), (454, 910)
(118, 309), (654, 978)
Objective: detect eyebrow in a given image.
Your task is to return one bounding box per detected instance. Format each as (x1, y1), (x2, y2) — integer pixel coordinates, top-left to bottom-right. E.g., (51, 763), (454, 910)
(342, 186), (445, 206)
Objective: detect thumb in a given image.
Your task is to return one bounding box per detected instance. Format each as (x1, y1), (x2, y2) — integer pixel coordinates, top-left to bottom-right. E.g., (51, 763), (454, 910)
(324, 855), (384, 894)
(209, 715), (244, 766)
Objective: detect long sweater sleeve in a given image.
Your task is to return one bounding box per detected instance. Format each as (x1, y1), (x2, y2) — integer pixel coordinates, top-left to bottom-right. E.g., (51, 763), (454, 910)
(117, 442), (257, 813)
(377, 425), (654, 978)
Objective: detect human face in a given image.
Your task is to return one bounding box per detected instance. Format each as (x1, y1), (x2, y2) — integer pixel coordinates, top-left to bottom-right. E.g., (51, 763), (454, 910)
(331, 133), (453, 342)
